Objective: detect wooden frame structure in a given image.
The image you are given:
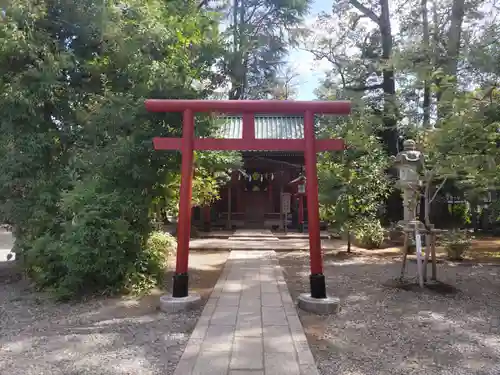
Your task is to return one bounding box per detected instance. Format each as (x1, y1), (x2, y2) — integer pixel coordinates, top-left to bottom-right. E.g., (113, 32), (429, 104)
(146, 99), (351, 299)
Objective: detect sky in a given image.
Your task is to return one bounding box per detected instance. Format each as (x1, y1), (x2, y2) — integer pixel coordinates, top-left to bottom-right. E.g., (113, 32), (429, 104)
(289, 0), (333, 100)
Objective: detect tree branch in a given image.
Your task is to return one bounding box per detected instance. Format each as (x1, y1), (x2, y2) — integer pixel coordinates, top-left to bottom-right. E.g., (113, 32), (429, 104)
(346, 83), (384, 91)
(198, 0), (209, 9)
(349, 0), (380, 24)
(430, 176), (447, 204)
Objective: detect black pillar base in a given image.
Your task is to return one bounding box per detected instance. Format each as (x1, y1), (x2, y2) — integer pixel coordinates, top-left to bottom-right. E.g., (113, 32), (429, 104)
(298, 223), (304, 233)
(203, 222), (211, 232)
(309, 273), (327, 299)
(172, 273), (189, 298)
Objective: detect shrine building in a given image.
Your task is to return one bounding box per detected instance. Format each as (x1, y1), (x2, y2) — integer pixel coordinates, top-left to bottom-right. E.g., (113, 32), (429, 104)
(191, 114), (321, 231)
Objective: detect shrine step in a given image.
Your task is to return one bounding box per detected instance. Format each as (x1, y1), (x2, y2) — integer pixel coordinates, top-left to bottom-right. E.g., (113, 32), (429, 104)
(228, 229), (279, 241)
(227, 236), (280, 241)
(231, 229), (276, 237)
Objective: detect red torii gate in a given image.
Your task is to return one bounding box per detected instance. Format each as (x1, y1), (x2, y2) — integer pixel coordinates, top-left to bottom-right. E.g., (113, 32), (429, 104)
(145, 99), (351, 299)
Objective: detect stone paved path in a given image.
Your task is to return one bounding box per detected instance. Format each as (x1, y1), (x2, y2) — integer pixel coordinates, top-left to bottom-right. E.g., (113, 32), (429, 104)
(174, 250), (319, 375)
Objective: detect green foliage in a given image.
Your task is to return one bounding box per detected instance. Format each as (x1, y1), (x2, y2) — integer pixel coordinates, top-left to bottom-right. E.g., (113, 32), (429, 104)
(414, 87), (500, 227)
(158, 150), (242, 217)
(23, 178), (176, 300)
(352, 217), (386, 250)
(0, 0), (224, 298)
(318, 113), (392, 239)
(448, 202), (471, 227)
(218, 0), (311, 99)
(443, 230), (472, 261)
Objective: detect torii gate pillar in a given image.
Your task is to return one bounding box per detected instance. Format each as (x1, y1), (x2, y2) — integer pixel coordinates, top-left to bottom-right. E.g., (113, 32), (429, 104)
(146, 99), (350, 301)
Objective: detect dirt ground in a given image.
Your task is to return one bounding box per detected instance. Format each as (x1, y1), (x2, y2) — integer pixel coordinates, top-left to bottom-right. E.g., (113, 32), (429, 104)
(345, 236), (500, 264)
(277, 249), (500, 375)
(0, 250), (229, 375)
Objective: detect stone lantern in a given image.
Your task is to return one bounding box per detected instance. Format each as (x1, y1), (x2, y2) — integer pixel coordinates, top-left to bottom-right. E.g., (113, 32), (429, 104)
(392, 139), (425, 226)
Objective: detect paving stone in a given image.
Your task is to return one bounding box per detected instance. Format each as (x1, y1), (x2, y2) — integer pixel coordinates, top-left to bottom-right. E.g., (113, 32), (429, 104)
(223, 282), (243, 293)
(192, 350), (231, 375)
(218, 293), (241, 306)
(235, 326), (262, 337)
(238, 302), (261, 314)
(280, 291), (293, 304)
(201, 301), (217, 316)
(261, 293), (283, 307)
(201, 325), (235, 352)
(284, 302), (298, 316)
(239, 297), (261, 309)
(286, 314), (303, 335)
(211, 305), (239, 326)
(264, 352), (300, 375)
(172, 250), (320, 375)
(173, 338), (202, 375)
(263, 325), (295, 353)
(190, 316), (210, 339)
(241, 286), (261, 299)
(262, 306), (288, 326)
(299, 364), (320, 375)
(230, 337), (263, 370)
(293, 338), (316, 365)
(236, 310), (262, 336)
(261, 282), (279, 293)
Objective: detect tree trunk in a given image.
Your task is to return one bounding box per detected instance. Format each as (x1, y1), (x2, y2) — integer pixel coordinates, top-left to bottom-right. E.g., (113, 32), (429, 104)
(436, 0), (466, 122)
(228, 0), (246, 100)
(351, 0), (398, 155)
(445, 0), (466, 78)
(422, 0), (431, 129)
(350, 0), (401, 223)
(379, 0), (398, 156)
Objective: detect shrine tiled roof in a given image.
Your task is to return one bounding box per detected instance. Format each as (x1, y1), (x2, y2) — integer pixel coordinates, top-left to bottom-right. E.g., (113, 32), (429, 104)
(216, 115), (304, 139)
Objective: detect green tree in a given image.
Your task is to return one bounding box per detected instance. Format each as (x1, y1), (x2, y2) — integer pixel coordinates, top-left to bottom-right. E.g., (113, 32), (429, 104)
(0, 0), (225, 299)
(317, 111), (392, 249)
(417, 86), (500, 228)
(212, 0), (311, 99)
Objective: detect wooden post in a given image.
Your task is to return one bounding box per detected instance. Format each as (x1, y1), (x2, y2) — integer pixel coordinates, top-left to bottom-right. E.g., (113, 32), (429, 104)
(431, 232), (437, 280)
(172, 109), (194, 297)
(400, 232), (409, 279)
(237, 181), (241, 213)
(227, 184), (232, 230)
(304, 110), (326, 298)
(279, 179), (284, 231)
(423, 230), (431, 282)
(268, 181), (273, 207)
(298, 194), (304, 232)
(203, 205), (211, 232)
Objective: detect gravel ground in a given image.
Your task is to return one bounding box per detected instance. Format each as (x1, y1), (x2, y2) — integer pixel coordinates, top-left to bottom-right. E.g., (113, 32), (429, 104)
(0, 249), (228, 375)
(277, 250), (500, 375)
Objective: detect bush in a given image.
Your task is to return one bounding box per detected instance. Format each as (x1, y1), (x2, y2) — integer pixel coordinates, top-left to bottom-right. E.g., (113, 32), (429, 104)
(352, 218), (385, 249)
(139, 231), (176, 288)
(443, 230), (472, 261)
(23, 180), (175, 300)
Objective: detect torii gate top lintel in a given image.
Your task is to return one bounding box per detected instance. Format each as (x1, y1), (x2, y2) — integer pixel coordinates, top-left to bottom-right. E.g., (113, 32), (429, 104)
(145, 99), (351, 115)
(147, 99), (350, 152)
(146, 99), (351, 300)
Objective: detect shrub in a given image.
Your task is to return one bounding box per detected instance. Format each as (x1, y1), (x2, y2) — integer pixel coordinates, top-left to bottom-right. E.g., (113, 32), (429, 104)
(23, 179), (175, 300)
(443, 230), (472, 261)
(352, 218), (385, 249)
(136, 231), (176, 290)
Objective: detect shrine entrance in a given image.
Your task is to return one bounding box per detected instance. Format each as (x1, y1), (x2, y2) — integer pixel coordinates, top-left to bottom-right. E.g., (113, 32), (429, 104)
(146, 99), (351, 299)
(243, 190), (267, 227)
